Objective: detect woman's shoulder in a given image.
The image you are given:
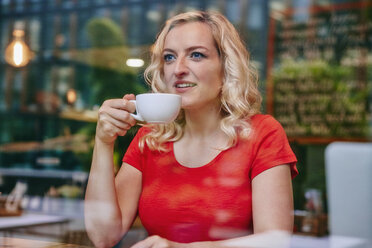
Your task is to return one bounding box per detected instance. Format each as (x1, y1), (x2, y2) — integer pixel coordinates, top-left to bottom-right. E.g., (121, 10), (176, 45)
(248, 114), (286, 137)
(250, 114), (281, 127)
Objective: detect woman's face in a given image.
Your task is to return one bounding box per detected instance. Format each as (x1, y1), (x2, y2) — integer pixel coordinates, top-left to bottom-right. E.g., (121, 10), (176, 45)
(162, 22), (223, 110)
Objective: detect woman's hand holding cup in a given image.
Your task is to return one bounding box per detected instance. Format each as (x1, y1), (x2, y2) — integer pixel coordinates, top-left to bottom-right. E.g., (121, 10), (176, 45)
(96, 93), (181, 145)
(96, 94), (137, 145)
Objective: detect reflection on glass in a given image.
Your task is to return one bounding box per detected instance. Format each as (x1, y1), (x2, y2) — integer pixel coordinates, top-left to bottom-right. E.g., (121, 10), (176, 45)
(126, 58), (144, 68)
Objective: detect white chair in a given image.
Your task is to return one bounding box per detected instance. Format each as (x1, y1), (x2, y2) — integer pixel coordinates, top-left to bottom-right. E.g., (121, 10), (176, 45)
(325, 142), (372, 247)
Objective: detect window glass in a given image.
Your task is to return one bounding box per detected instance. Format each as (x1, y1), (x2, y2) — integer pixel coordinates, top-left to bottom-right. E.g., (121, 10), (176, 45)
(183, 0), (203, 11)
(59, 14), (71, 50)
(77, 11), (91, 48)
(128, 4), (143, 45)
(0, 19), (10, 54)
(44, 14), (56, 51)
(225, 0), (240, 24)
(1, 0), (11, 14)
(247, 2), (264, 29)
(94, 0), (106, 5)
(15, 0), (25, 12)
(206, 0), (221, 12)
(29, 18), (41, 52)
(0, 67), (4, 111)
(61, 0), (74, 9)
(145, 2), (165, 43)
(76, 0), (91, 8)
(29, 0), (42, 11)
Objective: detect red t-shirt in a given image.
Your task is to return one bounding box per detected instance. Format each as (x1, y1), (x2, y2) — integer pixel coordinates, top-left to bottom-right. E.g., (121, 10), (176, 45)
(123, 114), (298, 243)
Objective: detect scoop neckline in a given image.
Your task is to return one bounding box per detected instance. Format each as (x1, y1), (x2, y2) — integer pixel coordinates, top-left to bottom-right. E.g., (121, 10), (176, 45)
(171, 142), (227, 169)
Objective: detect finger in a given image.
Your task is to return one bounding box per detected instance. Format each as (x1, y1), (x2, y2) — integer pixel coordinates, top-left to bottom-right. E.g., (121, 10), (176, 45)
(101, 113), (133, 131)
(117, 128), (129, 137)
(103, 98), (136, 113)
(123, 94), (135, 100)
(129, 236), (156, 248)
(129, 239), (146, 248)
(103, 107), (137, 127)
(121, 98), (136, 113)
(134, 236), (169, 248)
(98, 110), (133, 135)
(104, 122), (131, 138)
(99, 102), (136, 124)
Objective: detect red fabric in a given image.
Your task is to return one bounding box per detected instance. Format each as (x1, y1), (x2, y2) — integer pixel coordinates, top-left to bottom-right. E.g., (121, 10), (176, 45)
(123, 114), (298, 243)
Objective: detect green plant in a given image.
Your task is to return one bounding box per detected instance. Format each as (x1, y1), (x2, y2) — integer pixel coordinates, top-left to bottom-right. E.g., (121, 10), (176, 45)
(76, 17), (147, 171)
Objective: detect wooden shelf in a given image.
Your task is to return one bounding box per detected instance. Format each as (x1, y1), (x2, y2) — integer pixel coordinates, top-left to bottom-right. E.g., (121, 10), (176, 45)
(0, 109), (97, 123)
(59, 110), (97, 122)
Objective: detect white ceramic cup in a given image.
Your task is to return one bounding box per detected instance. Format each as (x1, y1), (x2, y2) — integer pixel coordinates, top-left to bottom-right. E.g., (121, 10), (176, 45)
(130, 93), (181, 124)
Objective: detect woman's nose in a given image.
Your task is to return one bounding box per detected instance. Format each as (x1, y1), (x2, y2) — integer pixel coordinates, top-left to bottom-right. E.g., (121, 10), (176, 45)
(174, 57), (188, 77)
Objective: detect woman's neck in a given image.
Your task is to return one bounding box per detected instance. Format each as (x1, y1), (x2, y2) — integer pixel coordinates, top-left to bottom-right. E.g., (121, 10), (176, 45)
(183, 102), (224, 139)
(178, 102), (229, 153)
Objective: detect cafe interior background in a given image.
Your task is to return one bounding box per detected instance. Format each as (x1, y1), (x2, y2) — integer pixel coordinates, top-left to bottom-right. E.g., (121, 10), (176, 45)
(0, 0), (371, 247)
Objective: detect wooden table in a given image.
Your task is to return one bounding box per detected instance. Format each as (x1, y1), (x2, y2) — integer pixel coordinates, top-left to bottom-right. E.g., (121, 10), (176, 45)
(0, 236), (90, 247)
(0, 213), (69, 232)
(290, 234), (370, 248)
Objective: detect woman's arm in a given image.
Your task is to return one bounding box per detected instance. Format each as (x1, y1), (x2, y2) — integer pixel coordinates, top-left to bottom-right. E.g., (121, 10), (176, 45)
(115, 162), (143, 235)
(85, 139), (125, 247)
(251, 164), (294, 233)
(130, 164), (293, 248)
(85, 95), (141, 248)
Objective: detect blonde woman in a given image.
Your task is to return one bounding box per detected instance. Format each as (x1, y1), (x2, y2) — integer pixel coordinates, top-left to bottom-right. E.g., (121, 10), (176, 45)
(85, 11), (298, 248)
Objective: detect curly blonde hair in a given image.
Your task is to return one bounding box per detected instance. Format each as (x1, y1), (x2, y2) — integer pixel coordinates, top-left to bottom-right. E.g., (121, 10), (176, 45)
(139, 10), (262, 152)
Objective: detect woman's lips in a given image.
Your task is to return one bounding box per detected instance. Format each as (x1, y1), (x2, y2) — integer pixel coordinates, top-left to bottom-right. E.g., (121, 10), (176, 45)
(173, 81), (196, 93)
(176, 83), (195, 88)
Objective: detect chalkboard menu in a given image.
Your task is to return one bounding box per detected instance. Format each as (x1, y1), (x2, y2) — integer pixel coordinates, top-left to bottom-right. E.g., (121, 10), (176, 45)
(267, 1), (372, 142)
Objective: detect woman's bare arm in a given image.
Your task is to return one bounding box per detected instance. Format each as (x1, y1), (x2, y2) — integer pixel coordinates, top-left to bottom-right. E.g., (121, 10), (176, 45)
(85, 139), (124, 248)
(252, 164), (294, 233)
(84, 95), (141, 248)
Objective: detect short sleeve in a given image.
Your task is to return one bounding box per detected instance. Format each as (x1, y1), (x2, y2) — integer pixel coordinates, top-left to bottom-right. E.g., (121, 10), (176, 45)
(122, 127), (149, 172)
(250, 115), (298, 180)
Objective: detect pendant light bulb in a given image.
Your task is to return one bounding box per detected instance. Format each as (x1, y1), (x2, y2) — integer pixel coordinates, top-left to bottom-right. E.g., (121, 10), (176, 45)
(5, 26), (32, 68)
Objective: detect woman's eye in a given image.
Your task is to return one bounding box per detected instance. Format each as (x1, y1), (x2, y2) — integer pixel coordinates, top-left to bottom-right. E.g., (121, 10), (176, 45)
(190, 52), (205, 60)
(163, 54), (175, 62)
